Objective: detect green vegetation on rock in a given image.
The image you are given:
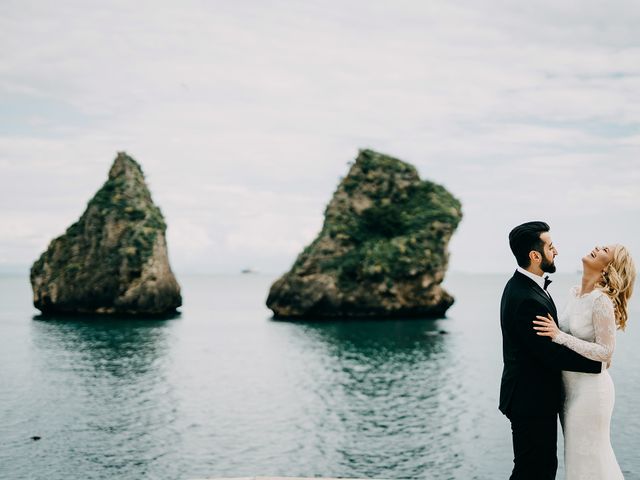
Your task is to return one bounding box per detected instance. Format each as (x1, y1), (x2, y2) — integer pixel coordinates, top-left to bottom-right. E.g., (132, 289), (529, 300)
(267, 148), (462, 319)
(30, 152), (182, 316)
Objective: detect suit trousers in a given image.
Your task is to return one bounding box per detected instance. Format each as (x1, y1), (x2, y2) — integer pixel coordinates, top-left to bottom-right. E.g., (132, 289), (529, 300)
(509, 414), (558, 480)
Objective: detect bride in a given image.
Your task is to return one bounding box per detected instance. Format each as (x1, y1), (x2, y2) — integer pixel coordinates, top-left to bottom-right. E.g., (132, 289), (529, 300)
(533, 244), (636, 479)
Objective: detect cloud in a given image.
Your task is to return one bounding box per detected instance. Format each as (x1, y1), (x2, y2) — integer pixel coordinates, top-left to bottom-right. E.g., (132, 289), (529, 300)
(1, 0), (639, 273)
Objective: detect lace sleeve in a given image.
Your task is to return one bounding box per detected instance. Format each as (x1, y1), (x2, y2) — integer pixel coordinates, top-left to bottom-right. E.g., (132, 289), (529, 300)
(552, 293), (616, 364)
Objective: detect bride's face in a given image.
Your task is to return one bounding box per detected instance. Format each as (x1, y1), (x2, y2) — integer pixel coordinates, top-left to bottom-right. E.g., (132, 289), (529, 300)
(583, 245), (616, 271)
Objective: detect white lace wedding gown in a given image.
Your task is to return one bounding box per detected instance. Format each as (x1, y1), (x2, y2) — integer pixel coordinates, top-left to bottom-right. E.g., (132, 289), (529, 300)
(552, 286), (623, 480)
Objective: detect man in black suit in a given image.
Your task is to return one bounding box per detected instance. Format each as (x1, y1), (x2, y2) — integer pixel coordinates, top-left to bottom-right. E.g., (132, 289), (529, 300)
(500, 221), (601, 480)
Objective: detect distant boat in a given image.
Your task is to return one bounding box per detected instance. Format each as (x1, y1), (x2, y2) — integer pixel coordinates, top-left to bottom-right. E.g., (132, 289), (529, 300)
(241, 268), (257, 274)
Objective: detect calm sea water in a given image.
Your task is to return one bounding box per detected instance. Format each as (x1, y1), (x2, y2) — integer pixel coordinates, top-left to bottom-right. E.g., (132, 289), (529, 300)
(0, 272), (638, 480)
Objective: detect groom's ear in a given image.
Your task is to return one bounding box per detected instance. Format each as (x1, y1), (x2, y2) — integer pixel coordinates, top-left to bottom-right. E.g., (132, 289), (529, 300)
(529, 250), (541, 265)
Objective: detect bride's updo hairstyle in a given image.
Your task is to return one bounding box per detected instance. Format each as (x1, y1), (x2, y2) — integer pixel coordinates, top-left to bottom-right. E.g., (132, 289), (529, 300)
(597, 245), (636, 330)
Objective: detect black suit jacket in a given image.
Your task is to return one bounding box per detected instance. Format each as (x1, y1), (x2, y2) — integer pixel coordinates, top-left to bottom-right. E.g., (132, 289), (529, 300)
(499, 271), (601, 418)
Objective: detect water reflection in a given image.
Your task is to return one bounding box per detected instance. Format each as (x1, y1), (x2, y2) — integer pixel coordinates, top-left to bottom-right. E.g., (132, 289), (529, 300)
(31, 315), (176, 377)
(26, 315), (183, 479)
(268, 317), (469, 479)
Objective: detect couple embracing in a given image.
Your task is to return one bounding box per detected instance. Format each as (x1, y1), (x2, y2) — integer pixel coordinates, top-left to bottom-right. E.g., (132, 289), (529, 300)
(500, 221), (636, 479)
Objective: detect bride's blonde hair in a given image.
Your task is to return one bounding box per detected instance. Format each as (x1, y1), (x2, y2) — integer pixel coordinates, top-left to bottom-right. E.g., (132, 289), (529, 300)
(596, 245), (636, 330)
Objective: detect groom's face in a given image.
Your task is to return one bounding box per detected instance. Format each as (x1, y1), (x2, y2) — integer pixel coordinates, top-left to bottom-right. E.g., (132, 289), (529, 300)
(538, 232), (557, 273)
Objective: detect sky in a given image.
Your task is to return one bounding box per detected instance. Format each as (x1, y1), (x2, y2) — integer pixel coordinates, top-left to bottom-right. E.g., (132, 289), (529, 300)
(1, 0), (639, 276)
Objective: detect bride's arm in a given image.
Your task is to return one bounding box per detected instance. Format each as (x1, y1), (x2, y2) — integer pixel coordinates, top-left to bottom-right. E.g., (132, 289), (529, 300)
(534, 294), (616, 364)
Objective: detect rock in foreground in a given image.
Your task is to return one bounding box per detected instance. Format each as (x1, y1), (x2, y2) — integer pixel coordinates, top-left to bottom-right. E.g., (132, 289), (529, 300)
(267, 149), (462, 319)
(31, 152), (182, 316)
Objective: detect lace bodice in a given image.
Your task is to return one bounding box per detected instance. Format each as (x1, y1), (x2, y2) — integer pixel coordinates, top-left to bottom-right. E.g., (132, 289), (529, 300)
(552, 286), (616, 365)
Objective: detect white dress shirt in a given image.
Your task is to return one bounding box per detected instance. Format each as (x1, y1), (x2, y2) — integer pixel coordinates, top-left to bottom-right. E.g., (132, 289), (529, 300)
(516, 266), (551, 297)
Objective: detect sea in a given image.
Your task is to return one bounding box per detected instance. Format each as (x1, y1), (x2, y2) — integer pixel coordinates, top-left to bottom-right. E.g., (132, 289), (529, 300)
(1, 272), (638, 480)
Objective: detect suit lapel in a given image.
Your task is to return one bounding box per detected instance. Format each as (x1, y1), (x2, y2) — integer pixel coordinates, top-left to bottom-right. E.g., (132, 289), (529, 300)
(531, 283), (558, 319)
(514, 271), (558, 321)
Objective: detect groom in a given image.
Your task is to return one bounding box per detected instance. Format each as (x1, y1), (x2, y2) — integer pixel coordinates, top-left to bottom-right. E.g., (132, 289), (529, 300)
(499, 221), (601, 479)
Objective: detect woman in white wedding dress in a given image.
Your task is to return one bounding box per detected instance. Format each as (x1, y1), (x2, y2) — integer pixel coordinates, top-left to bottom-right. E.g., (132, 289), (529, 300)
(533, 244), (636, 480)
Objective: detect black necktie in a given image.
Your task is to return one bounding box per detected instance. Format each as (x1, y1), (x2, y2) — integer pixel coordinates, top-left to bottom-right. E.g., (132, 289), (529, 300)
(543, 276), (552, 290)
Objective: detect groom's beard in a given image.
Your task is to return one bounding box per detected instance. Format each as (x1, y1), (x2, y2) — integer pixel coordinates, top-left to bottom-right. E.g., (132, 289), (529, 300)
(541, 255), (557, 273)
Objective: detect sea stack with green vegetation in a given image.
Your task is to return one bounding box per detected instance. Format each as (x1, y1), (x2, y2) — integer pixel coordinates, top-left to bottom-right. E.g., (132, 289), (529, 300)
(30, 152), (182, 316)
(266, 149), (462, 319)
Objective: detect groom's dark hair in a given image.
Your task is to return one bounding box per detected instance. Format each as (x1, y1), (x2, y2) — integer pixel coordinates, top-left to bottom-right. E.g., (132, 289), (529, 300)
(509, 221), (550, 268)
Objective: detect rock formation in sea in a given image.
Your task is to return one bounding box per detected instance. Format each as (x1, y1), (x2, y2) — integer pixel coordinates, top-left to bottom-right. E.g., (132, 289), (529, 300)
(266, 149), (462, 319)
(30, 152), (182, 316)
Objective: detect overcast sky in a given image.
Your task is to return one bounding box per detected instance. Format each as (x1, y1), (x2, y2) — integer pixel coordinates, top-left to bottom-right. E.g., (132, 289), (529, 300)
(1, 0), (639, 275)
